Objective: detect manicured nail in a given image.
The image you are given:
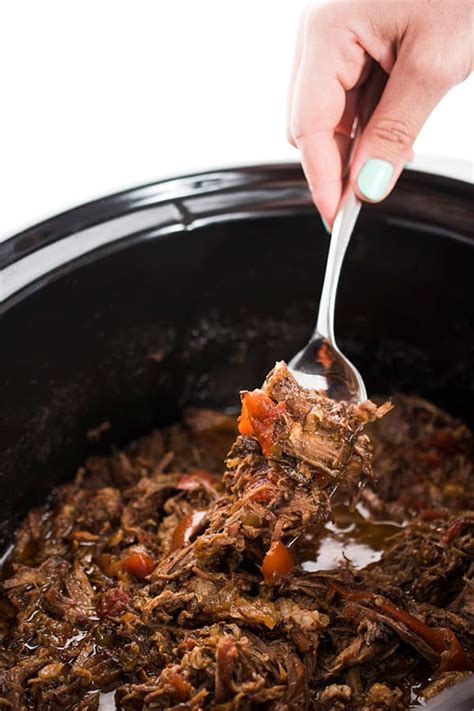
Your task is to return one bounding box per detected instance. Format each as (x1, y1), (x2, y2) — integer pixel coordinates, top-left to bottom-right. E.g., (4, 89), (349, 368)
(357, 159), (394, 201)
(321, 216), (331, 234)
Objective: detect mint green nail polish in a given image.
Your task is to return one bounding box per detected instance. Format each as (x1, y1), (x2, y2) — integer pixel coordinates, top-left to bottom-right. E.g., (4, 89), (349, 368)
(357, 159), (394, 201)
(321, 216), (331, 234)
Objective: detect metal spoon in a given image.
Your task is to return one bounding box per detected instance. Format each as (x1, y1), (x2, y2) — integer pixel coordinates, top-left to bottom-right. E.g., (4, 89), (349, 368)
(288, 187), (366, 402)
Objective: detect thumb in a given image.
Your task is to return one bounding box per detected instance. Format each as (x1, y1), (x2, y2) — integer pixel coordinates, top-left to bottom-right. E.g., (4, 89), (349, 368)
(350, 49), (455, 203)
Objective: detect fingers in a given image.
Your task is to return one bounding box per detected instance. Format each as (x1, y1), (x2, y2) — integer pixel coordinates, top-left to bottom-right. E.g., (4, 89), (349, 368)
(286, 6), (309, 147)
(350, 47), (456, 203)
(287, 6), (368, 225)
(288, 0), (471, 221)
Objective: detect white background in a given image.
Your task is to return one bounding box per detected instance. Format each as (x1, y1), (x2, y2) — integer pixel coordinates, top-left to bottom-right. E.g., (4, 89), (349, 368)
(1, 0), (473, 240)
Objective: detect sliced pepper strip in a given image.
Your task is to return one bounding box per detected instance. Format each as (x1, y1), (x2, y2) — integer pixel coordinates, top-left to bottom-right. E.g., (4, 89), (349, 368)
(171, 510), (207, 550)
(331, 583), (474, 672)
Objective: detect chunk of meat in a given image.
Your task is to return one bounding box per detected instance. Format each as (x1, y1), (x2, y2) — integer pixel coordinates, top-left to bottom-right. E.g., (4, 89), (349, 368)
(97, 588), (130, 618)
(260, 362), (391, 480)
(318, 683), (352, 710)
(363, 683), (405, 710)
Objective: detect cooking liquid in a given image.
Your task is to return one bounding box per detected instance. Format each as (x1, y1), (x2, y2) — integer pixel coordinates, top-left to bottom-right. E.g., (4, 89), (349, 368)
(296, 503), (404, 572)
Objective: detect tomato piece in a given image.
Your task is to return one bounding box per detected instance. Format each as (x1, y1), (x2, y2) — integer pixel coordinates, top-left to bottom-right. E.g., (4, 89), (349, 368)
(238, 391), (286, 456)
(159, 665), (192, 701)
(443, 517), (472, 545)
(262, 541), (294, 583)
(177, 469), (216, 491)
(179, 637), (197, 652)
(171, 510), (207, 550)
(247, 475), (275, 503)
(238, 397), (253, 435)
(122, 551), (156, 578)
(215, 636), (238, 701)
(97, 588), (130, 618)
(251, 487), (274, 503)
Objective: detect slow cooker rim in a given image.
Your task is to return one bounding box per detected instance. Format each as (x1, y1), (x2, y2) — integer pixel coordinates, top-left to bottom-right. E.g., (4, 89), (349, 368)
(2, 162), (472, 262)
(1, 163), (472, 310)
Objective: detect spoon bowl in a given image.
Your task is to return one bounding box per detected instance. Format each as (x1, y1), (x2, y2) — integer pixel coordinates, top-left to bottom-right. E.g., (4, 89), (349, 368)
(289, 335), (367, 402)
(289, 188), (366, 403)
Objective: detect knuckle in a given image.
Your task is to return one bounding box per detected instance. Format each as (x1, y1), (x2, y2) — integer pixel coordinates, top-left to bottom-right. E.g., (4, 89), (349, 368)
(305, 1), (337, 32)
(286, 126), (297, 148)
(291, 123), (305, 144)
(409, 53), (458, 90)
(291, 124), (318, 146)
(290, 114), (312, 145)
(369, 117), (416, 154)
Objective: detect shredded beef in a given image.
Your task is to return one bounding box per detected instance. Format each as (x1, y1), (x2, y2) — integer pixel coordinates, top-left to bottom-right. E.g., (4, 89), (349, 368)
(0, 363), (472, 709)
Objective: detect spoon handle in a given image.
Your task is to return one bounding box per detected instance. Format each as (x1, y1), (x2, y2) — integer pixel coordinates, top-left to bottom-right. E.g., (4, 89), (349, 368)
(315, 188), (361, 343)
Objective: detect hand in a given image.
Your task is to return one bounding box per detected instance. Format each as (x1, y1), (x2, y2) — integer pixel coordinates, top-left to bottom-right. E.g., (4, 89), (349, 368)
(287, 0), (474, 228)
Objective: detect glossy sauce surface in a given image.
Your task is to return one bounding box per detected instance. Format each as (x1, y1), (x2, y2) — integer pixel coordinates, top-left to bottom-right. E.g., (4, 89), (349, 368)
(297, 504), (404, 572)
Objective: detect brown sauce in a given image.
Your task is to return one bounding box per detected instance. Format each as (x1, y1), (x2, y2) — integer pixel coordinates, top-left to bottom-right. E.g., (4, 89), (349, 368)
(297, 504), (404, 572)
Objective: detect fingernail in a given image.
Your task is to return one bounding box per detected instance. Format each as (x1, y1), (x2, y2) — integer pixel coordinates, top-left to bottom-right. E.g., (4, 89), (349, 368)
(321, 216), (331, 234)
(357, 159), (394, 201)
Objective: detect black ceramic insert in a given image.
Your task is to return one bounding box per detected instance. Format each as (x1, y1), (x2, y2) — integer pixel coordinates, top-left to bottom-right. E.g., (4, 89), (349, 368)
(1, 164), (473, 552)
